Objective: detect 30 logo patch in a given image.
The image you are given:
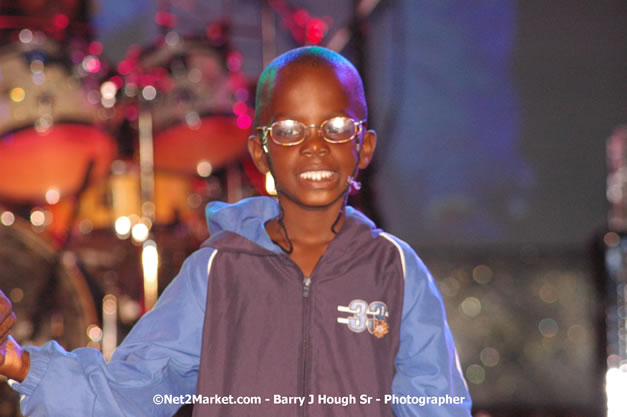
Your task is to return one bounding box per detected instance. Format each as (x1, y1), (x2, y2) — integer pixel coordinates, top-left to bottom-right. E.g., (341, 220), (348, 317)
(337, 300), (389, 338)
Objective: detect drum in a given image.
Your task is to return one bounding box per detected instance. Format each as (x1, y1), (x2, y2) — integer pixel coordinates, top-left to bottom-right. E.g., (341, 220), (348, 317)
(76, 162), (213, 229)
(0, 215), (99, 348)
(0, 214), (100, 417)
(0, 39), (117, 203)
(136, 38), (251, 176)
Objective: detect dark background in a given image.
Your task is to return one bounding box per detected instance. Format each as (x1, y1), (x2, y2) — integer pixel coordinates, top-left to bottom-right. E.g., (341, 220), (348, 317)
(1, 0), (626, 416)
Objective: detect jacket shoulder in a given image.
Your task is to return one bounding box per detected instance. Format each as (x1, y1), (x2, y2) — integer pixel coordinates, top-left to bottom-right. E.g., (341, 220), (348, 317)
(376, 232), (430, 282)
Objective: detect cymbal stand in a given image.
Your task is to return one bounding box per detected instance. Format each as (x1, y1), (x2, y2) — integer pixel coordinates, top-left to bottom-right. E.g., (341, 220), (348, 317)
(138, 103), (159, 313)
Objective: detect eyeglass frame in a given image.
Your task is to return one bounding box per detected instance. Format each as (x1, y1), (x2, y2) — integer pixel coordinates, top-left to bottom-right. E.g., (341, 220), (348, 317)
(256, 117), (367, 147)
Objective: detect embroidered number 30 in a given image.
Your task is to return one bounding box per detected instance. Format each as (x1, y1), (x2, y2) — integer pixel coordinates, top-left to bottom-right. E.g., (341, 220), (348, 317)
(338, 300), (389, 335)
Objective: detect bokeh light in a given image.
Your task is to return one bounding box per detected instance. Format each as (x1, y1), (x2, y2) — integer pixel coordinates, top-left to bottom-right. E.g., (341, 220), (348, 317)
(460, 297), (482, 318)
(466, 364), (486, 385)
(538, 318), (559, 338)
(1, 211), (15, 226)
(10, 88), (25, 103)
(196, 160), (213, 178)
(472, 264), (493, 284)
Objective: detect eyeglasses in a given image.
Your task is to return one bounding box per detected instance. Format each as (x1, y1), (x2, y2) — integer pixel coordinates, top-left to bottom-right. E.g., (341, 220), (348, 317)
(257, 116), (366, 146)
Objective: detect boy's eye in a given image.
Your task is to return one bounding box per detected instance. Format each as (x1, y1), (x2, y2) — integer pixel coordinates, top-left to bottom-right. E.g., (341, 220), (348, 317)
(322, 117), (356, 141)
(272, 120), (304, 142)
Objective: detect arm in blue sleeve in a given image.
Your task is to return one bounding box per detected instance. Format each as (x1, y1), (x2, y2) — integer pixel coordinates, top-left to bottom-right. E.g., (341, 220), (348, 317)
(9, 247), (215, 417)
(391, 241), (472, 417)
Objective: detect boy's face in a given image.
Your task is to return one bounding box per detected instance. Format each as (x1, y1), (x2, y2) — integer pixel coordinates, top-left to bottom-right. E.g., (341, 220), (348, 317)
(249, 63), (376, 209)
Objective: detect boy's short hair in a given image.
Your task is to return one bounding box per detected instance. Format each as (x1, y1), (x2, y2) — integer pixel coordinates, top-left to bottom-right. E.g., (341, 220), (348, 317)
(254, 46), (367, 126)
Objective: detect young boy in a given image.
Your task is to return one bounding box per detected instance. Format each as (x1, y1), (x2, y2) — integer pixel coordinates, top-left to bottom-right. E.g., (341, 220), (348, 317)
(0, 46), (471, 416)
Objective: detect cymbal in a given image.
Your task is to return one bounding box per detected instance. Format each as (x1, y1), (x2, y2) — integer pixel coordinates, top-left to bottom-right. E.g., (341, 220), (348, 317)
(153, 115), (250, 176)
(0, 123), (117, 202)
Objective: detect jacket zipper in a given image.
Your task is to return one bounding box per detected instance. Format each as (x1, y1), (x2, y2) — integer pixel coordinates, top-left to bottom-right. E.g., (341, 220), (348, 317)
(300, 276), (312, 417)
(303, 276), (312, 297)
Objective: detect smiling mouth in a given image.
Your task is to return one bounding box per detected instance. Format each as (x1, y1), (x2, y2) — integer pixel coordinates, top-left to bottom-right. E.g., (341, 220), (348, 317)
(298, 170), (336, 181)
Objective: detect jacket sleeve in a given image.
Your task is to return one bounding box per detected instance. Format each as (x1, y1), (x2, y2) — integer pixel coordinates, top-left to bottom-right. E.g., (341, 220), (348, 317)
(9, 247), (215, 417)
(390, 240), (472, 417)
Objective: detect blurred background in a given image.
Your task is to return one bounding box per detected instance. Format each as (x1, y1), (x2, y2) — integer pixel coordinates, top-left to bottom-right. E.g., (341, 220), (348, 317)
(0, 0), (626, 416)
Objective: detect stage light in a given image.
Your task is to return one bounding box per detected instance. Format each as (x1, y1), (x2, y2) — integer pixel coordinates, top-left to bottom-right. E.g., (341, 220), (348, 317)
(32, 72), (45, 86)
(118, 295), (141, 324)
(115, 216), (131, 238)
(165, 31), (180, 47)
(142, 86), (157, 101)
(110, 76), (123, 89)
(30, 59), (44, 74)
(9, 288), (23, 303)
(538, 318), (559, 338)
(460, 297), (481, 318)
(102, 294), (118, 361)
(196, 160), (213, 178)
(472, 264), (493, 284)
(306, 18), (326, 44)
(87, 90), (100, 105)
(45, 187), (61, 205)
(539, 282), (558, 304)
(101, 97), (116, 108)
(466, 364), (486, 385)
(184, 111), (201, 129)
(131, 221), (150, 243)
(100, 81), (118, 100)
(18, 29), (33, 44)
(53, 14), (69, 30)
(89, 41), (103, 56)
(117, 60), (132, 76)
(155, 11), (177, 28)
(604, 232), (620, 247)
(86, 324), (103, 342)
(30, 210), (46, 227)
(606, 367), (627, 417)
(34, 115), (52, 133)
(10, 88), (25, 103)
(237, 114), (252, 130)
(142, 240), (159, 311)
(293, 9), (310, 26)
(233, 101), (248, 116)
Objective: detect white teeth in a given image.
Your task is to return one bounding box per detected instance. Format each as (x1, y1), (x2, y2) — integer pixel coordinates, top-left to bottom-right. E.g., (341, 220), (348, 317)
(299, 170), (334, 181)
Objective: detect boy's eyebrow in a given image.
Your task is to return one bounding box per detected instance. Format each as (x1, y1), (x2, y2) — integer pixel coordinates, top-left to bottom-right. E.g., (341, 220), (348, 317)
(270, 110), (354, 123)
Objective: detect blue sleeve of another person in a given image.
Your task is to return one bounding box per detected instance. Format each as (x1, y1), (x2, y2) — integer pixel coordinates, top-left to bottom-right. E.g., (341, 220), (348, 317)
(9, 247), (214, 417)
(390, 239), (472, 417)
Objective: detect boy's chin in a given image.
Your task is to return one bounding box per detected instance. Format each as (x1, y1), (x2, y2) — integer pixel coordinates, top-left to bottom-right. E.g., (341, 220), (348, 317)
(280, 189), (348, 210)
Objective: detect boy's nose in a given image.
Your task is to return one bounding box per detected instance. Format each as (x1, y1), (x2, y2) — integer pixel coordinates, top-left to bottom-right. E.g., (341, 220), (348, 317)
(301, 125), (329, 156)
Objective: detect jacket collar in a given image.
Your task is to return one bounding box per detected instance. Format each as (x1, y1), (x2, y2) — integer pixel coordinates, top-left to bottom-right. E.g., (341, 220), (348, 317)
(204, 197), (378, 258)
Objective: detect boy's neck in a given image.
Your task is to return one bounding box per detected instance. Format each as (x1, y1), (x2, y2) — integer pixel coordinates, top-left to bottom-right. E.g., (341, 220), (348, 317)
(271, 196), (346, 247)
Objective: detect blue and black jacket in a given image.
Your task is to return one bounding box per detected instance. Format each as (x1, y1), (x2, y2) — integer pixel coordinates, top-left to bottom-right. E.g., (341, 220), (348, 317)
(11, 197), (471, 417)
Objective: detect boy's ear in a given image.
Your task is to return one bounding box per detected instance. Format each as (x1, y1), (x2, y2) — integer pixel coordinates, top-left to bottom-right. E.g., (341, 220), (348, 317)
(358, 129), (377, 169)
(248, 134), (270, 174)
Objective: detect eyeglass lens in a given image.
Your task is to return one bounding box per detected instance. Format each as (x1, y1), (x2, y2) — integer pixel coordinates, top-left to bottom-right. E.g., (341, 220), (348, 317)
(271, 117), (357, 144)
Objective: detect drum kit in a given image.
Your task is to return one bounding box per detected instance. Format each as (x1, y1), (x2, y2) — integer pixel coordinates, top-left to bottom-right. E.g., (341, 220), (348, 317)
(0, 9), (264, 414)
